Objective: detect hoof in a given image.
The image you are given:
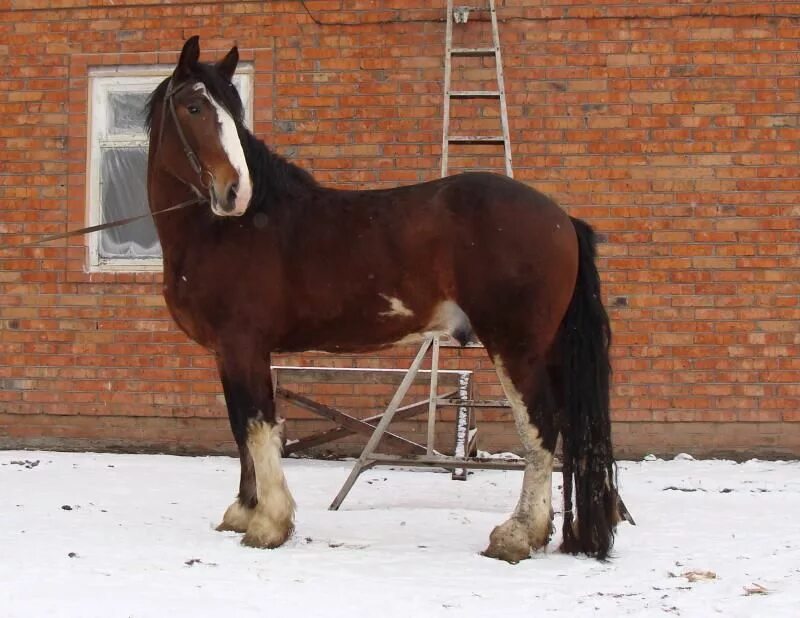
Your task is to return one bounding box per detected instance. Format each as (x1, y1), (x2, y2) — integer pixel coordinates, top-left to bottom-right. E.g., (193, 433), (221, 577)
(482, 519), (533, 564)
(217, 521), (248, 533)
(241, 518), (293, 549)
(216, 500), (254, 533)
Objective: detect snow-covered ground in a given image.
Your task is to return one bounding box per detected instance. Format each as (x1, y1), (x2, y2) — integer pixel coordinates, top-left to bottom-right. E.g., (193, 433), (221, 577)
(1, 450), (798, 617)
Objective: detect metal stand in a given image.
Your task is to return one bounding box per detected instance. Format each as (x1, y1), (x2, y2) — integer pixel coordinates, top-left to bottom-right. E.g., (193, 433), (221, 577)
(330, 338), (434, 509)
(329, 337), (520, 510)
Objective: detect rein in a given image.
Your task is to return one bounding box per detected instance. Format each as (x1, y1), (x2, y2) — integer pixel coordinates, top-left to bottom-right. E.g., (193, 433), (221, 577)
(10, 197), (206, 249)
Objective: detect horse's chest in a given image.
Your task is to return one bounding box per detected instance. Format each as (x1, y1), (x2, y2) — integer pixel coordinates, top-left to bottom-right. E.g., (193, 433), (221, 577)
(162, 270), (220, 349)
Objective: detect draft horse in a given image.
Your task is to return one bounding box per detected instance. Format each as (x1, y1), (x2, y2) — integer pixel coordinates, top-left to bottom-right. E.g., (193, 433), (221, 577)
(146, 36), (621, 562)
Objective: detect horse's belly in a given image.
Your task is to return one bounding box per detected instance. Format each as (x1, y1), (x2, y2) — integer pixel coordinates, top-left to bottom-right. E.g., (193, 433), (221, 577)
(279, 299), (473, 353)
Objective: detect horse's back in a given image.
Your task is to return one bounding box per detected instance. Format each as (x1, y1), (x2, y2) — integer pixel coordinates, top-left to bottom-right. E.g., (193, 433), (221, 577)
(439, 172), (576, 260)
(441, 172), (563, 213)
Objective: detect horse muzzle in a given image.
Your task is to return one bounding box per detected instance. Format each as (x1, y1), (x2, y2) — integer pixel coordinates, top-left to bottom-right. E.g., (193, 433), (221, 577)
(209, 174), (250, 217)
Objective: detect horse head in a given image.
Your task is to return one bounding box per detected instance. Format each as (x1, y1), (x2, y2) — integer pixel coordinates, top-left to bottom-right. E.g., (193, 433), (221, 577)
(148, 36), (252, 217)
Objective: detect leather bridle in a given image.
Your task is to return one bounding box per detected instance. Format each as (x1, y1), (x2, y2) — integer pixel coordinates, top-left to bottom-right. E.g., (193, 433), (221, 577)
(159, 78), (215, 193)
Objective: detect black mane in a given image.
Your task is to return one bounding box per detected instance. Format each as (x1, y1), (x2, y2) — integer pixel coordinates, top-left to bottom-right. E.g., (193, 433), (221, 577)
(241, 132), (319, 212)
(145, 63), (318, 211)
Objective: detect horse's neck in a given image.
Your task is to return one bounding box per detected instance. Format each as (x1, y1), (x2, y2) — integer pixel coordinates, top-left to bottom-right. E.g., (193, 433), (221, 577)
(149, 175), (207, 257)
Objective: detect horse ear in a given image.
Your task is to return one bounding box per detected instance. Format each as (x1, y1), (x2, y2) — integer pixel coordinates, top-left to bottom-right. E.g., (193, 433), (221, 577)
(175, 35), (201, 80)
(216, 46), (239, 82)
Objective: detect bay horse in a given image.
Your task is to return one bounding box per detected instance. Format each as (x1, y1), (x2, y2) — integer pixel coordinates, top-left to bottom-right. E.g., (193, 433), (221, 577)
(146, 36), (620, 562)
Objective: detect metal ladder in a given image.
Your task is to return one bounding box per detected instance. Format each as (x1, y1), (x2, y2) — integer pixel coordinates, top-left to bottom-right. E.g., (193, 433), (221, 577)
(441, 0), (513, 178)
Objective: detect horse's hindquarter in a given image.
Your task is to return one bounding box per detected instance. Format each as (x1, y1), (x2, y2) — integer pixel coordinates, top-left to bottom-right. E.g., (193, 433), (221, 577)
(445, 173), (579, 345)
(450, 173), (577, 274)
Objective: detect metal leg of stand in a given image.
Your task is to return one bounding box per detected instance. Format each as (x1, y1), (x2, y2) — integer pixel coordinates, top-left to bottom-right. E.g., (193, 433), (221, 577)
(426, 336), (441, 455)
(329, 337), (433, 510)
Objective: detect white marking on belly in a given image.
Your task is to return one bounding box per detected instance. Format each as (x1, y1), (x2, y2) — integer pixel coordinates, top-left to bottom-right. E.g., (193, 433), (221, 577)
(391, 300), (471, 346)
(379, 294), (414, 318)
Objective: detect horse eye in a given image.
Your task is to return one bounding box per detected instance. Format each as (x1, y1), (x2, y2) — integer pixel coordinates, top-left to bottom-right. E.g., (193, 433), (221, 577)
(187, 104), (200, 114)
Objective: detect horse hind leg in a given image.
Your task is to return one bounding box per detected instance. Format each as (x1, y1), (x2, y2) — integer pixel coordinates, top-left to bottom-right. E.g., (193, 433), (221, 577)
(483, 354), (557, 563)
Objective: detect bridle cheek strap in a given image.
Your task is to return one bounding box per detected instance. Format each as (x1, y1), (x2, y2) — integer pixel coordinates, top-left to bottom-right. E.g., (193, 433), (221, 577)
(160, 79), (205, 179)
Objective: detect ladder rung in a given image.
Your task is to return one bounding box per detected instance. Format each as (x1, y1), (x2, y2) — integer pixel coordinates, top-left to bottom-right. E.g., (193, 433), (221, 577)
(450, 47), (496, 57)
(364, 454), (529, 471)
(449, 90), (501, 99)
(447, 136), (505, 144)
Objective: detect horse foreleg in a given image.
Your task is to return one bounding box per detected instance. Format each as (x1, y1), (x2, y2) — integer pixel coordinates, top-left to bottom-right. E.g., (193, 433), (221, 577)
(216, 359), (257, 532)
(483, 356), (555, 563)
(242, 417), (295, 548)
(216, 444), (257, 533)
(216, 348), (295, 548)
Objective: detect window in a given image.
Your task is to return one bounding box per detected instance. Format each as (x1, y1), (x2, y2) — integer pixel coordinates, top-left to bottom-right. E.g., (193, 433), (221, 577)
(87, 66), (253, 271)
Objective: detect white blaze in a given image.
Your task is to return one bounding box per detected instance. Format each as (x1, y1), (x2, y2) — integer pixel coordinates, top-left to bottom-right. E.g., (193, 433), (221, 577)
(194, 83), (252, 216)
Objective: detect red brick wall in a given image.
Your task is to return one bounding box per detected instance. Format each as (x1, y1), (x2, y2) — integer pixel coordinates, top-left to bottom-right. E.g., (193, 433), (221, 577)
(1, 1), (799, 459)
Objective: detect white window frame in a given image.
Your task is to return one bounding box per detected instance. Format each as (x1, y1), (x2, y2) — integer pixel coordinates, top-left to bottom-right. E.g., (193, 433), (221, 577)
(87, 65), (253, 272)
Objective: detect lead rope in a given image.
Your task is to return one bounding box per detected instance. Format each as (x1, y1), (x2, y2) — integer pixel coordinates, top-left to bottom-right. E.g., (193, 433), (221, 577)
(5, 80), (210, 251)
(6, 196), (206, 249)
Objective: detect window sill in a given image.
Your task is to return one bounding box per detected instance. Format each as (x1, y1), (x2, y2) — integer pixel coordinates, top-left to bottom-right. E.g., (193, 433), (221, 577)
(88, 259), (163, 273)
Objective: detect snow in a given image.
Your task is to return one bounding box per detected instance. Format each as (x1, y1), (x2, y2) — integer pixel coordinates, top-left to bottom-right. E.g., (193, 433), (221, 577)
(2, 451), (799, 617)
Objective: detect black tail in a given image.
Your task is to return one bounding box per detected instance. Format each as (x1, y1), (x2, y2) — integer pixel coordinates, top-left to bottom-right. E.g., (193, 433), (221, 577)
(558, 217), (618, 560)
